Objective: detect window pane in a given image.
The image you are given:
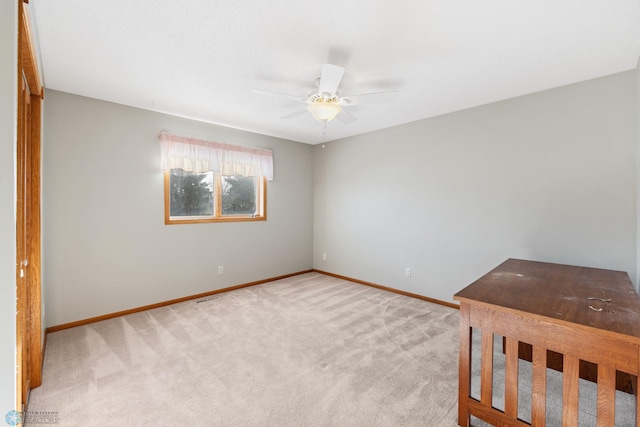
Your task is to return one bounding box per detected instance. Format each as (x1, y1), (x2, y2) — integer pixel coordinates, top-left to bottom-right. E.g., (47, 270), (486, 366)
(221, 175), (257, 216)
(169, 169), (214, 216)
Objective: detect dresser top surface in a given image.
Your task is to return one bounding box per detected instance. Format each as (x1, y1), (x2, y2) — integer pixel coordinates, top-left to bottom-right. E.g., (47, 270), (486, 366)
(454, 258), (640, 337)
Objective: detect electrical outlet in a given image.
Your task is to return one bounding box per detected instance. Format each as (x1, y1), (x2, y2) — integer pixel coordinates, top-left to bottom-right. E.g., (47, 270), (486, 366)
(405, 267), (411, 277)
(218, 265), (224, 275)
(322, 253), (327, 261)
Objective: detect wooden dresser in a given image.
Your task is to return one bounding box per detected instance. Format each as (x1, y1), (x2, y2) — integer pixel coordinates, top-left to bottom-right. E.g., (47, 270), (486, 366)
(454, 258), (640, 426)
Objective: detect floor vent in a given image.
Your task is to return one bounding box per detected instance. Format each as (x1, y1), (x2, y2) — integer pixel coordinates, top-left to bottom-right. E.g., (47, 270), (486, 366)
(195, 296), (220, 303)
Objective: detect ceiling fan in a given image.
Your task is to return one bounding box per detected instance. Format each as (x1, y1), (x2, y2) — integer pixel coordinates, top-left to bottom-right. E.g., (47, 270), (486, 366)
(252, 64), (397, 124)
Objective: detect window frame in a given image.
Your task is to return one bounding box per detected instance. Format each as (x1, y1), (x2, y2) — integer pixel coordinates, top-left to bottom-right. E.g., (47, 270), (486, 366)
(164, 171), (267, 225)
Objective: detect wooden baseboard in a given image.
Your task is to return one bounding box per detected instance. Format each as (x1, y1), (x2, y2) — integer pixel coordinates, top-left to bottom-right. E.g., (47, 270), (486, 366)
(45, 269), (314, 333)
(46, 268), (457, 334)
(312, 269), (460, 310)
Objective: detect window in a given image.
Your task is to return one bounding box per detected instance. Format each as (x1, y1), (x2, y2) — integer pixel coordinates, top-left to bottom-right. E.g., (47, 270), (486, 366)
(165, 170), (266, 224)
(159, 131), (272, 225)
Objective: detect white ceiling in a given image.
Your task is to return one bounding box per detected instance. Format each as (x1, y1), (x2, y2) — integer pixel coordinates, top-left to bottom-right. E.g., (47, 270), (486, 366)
(31, 0), (640, 145)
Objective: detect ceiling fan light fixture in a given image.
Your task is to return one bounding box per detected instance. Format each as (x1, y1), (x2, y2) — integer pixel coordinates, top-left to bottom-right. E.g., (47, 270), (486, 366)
(307, 100), (342, 122)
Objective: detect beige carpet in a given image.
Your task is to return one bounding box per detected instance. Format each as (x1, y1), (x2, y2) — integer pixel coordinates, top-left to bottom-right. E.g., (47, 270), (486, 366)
(27, 272), (461, 426)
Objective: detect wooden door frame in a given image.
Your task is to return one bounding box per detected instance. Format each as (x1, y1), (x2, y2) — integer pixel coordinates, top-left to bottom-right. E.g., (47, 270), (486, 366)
(16, 0), (43, 411)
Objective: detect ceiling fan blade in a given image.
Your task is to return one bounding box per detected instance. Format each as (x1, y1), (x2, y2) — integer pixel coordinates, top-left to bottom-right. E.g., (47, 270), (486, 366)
(318, 64), (345, 96)
(336, 107), (357, 124)
(281, 109), (308, 119)
(251, 89), (307, 103)
(340, 91), (398, 106)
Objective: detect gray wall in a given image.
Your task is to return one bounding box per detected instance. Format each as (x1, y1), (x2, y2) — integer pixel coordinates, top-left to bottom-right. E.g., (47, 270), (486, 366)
(40, 71), (640, 323)
(637, 61), (640, 288)
(42, 90), (314, 326)
(314, 71), (637, 303)
(0, 0), (17, 412)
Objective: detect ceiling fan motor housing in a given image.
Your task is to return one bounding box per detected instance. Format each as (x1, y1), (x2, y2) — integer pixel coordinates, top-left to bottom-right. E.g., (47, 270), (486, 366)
(309, 94), (340, 104)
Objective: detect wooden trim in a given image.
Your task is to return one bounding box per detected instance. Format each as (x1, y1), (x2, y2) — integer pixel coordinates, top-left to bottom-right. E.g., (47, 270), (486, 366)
(312, 269), (460, 310)
(163, 171), (171, 224)
(260, 176), (267, 219)
(27, 93), (42, 389)
(16, 0), (43, 409)
(46, 269), (313, 333)
(19, 0), (42, 98)
(16, 2), (25, 411)
(45, 269), (458, 334)
(215, 173), (223, 216)
(16, 65), (26, 415)
(166, 215), (267, 224)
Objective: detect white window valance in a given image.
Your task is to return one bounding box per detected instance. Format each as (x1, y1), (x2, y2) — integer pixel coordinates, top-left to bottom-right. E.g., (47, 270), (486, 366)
(159, 131), (273, 181)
